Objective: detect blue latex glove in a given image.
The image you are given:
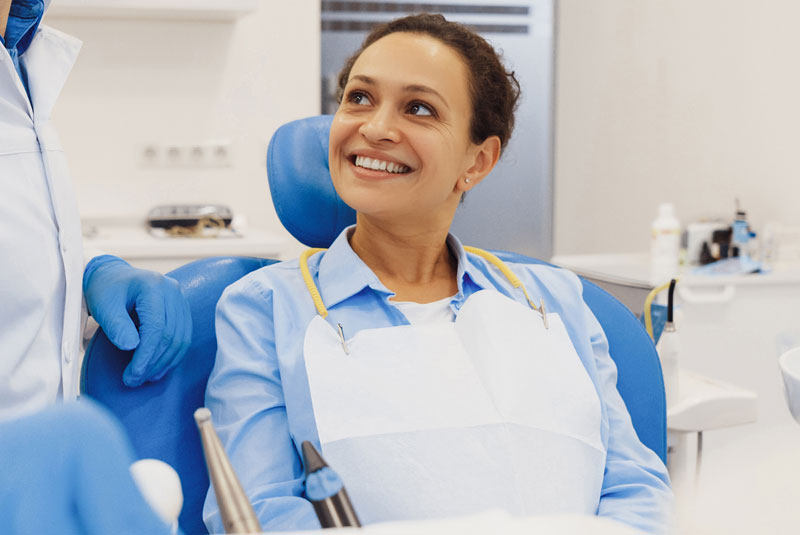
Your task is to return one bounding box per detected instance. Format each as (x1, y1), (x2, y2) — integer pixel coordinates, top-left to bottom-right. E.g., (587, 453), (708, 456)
(0, 401), (174, 535)
(83, 255), (192, 387)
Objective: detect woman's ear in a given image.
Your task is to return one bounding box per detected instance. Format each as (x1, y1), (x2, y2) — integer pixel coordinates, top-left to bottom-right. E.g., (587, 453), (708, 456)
(456, 135), (502, 193)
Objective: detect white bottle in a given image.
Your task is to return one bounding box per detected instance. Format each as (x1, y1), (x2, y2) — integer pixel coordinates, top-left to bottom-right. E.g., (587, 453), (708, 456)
(650, 203), (681, 285)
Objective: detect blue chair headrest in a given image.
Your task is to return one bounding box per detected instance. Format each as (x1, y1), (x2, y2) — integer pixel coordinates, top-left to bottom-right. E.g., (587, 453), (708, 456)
(266, 115), (356, 248)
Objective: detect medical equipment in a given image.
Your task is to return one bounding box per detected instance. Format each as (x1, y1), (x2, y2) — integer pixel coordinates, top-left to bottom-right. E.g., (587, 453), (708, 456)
(147, 204), (233, 231)
(686, 221), (729, 265)
(731, 211), (751, 255)
(302, 441), (361, 528)
(194, 408), (261, 534)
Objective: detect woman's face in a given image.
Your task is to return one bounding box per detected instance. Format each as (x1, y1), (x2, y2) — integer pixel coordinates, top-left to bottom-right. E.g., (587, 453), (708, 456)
(329, 32), (490, 224)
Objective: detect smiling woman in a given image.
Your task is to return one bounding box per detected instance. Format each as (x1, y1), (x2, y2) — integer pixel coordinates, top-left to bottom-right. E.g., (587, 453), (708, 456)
(202, 13), (673, 535)
(330, 32), (496, 253)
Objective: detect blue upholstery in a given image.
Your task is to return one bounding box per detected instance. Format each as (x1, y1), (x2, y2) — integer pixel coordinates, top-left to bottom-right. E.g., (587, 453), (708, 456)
(83, 115), (666, 534)
(266, 115), (354, 247)
(81, 257), (277, 535)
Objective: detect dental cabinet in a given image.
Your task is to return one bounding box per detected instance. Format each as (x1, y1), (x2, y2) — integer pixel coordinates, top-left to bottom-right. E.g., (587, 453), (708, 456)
(553, 252), (800, 534)
(82, 218), (289, 274)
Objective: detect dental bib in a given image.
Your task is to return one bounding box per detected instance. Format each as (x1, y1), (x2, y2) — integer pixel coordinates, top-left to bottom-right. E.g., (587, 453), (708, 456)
(302, 289), (605, 524)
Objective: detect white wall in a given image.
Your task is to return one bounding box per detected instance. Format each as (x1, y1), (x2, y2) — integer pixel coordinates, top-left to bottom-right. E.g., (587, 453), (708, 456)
(45, 1), (320, 244)
(554, 0), (800, 255)
(46, 1), (800, 257)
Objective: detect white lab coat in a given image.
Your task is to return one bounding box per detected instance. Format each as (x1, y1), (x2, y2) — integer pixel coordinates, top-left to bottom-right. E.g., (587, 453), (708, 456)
(0, 24), (84, 420)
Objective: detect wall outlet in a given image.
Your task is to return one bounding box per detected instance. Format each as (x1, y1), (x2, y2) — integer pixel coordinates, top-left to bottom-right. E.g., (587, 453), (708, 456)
(140, 141), (233, 168)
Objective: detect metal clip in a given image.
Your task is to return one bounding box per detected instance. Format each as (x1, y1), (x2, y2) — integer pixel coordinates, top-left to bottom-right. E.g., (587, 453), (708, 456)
(337, 323), (349, 355)
(540, 298), (549, 330)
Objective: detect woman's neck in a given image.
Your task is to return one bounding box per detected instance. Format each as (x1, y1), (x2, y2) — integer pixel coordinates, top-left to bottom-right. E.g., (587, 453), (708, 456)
(0, 0), (12, 40)
(349, 215), (459, 303)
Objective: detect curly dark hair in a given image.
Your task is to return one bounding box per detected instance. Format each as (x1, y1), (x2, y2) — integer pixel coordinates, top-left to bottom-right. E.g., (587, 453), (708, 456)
(336, 13), (521, 151)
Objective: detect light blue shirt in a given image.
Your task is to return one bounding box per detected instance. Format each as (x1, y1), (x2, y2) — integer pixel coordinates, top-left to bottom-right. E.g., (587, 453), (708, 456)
(203, 227), (673, 533)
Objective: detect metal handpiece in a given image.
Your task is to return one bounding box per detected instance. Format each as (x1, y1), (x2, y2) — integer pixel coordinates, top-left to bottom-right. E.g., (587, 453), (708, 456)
(194, 408), (262, 534)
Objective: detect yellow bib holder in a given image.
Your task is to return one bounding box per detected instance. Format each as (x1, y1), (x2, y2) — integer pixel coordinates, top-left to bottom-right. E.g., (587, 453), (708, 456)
(300, 246), (548, 329)
(300, 248), (329, 318)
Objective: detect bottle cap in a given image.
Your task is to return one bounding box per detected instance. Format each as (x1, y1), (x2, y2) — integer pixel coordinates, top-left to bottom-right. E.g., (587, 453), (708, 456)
(658, 203), (675, 218)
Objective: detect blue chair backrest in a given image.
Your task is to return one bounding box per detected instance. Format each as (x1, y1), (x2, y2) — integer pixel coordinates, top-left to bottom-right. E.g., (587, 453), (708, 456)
(266, 115), (667, 462)
(81, 257), (277, 535)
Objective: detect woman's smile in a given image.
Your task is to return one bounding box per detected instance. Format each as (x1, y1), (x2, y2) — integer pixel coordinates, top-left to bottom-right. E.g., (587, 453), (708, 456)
(352, 155), (410, 174)
(346, 149), (414, 180)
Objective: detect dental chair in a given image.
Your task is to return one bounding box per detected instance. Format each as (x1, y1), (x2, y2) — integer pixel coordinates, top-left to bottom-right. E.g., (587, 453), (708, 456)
(81, 115), (667, 535)
(81, 257), (276, 535)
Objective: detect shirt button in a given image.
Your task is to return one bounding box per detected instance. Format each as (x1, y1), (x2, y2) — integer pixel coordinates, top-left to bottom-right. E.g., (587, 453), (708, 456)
(60, 243), (68, 254)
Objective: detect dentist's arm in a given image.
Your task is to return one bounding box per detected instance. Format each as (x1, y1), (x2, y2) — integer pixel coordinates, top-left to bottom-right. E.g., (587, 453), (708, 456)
(83, 255), (192, 387)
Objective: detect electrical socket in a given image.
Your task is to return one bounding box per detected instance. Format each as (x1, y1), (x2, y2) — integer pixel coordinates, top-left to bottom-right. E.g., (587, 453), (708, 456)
(140, 141), (233, 168)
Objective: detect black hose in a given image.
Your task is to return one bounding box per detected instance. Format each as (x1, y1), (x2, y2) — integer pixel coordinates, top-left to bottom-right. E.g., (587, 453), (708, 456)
(667, 279), (677, 323)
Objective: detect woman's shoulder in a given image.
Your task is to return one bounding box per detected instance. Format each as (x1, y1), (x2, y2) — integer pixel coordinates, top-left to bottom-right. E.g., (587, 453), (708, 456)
(507, 260), (585, 308)
(506, 260), (583, 292)
(220, 255), (318, 303)
(463, 248), (584, 300)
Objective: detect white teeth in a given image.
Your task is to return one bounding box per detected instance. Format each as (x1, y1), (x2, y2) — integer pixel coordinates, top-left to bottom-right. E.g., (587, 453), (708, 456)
(353, 155), (409, 174)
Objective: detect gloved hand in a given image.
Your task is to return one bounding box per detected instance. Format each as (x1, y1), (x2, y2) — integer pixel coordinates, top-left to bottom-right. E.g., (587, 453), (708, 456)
(83, 255), (192, 387)
(0, 401), (174, 535)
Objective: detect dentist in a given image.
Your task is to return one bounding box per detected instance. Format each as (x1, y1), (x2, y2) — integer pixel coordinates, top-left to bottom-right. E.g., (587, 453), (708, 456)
(0, 0), (192, 420)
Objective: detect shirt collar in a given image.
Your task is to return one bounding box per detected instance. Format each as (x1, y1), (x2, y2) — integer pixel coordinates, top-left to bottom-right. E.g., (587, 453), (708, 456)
(317, 226), (497, 309)
(317, 226), (388, 309)
(4, 0), (46, 55)
(447, 233), (497, 297)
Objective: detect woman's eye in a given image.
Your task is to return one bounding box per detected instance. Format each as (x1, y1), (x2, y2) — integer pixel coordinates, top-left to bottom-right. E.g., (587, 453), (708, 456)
(348, 91), (371, 106)
(408, 102), (434, 116)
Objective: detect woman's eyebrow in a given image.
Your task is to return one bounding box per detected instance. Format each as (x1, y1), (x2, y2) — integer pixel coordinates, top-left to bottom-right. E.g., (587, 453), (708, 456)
(404, 85), (449, 108)
(349, 74), (375, 85)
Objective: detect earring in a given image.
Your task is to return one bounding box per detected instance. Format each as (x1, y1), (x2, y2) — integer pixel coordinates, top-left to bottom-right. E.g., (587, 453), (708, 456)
(465, 178), (471, 184)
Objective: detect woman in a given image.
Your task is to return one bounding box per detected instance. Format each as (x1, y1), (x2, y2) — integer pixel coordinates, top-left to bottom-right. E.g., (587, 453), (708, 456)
(203, 14), (672, 534)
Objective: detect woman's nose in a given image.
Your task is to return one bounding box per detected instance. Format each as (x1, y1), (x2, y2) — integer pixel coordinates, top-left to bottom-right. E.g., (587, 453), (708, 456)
(359, 108), (401, 144)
